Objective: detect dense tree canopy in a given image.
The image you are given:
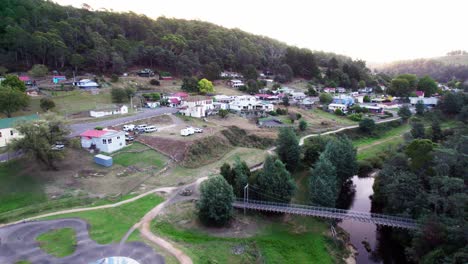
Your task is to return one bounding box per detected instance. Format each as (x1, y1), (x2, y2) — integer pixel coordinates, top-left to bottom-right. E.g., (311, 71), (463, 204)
(254, 155), (296, 203)
(197, 176), (235, 226)
(276, 127), (300, 172)
(0, 0), (373, 82)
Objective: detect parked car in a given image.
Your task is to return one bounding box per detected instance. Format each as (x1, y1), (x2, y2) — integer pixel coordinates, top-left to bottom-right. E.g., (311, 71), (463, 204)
(125, 136), (135, 141)
(135, 124), (147, 132)
(123, 124), (135, 131)
(144, 126), (158, 133)
(51, 144), (65, 150)
(193, 128), (203, 133)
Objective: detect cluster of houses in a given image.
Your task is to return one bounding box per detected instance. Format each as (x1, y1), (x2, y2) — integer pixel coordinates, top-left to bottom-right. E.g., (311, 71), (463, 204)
(326, 90), (440, 114)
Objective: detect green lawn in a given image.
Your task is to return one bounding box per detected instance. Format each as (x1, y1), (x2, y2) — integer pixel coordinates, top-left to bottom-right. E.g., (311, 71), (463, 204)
(51, 90), (113, 114)
(310, 109), (357, 126)
(353, 124), (410, 148)
(153, 216), (335, 264)
(357, 139), (404, 160)
(44, 194), (164, 244)
(36, 228), (77, 257)
(113, 147), (167, 167)
(0, 161), (46, 214)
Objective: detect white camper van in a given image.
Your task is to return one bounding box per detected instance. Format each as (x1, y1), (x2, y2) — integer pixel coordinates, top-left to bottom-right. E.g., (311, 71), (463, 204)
(144, 126), (158, 133)
(180, 127), (195, 136)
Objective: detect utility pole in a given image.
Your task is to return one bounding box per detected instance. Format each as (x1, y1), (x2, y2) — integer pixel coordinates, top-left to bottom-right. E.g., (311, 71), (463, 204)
(243, 184), (249, 215)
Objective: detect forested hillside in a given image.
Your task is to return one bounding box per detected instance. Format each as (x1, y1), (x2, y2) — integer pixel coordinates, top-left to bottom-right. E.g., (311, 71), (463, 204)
(377, 52), (468, 83)
(0, 0), (371, 87)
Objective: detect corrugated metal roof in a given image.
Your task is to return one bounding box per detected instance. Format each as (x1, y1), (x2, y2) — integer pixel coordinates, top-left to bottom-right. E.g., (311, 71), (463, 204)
(0, 114), (39, 129)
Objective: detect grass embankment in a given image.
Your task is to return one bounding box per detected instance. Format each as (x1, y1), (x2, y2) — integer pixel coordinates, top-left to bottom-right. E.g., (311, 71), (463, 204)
(36, 228), (77, 257)
(0, 159), (140, 223)
(113, 143), (167, 167)
(44, 194), (163, 244)
(153, 216), (336, 264)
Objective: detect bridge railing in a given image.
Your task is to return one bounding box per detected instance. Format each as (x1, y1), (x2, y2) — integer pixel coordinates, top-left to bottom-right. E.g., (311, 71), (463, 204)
(234, 198), (417, 225)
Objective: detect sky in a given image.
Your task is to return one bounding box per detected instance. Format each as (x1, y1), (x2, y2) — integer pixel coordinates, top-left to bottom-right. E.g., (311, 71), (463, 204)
(55, 0), (467, 63)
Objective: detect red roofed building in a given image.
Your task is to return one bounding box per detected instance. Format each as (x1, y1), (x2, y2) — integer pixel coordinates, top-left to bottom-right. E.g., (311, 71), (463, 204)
(415, 91), (425, 98)
(19, 76), (30, 82)
(80, 129), (126, 153)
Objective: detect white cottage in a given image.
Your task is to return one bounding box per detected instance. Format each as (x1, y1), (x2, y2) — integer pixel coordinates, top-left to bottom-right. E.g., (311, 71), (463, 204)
(90, 105), (128, 118)
(0, 114), (39, 148)
(80, 129), (126, 153)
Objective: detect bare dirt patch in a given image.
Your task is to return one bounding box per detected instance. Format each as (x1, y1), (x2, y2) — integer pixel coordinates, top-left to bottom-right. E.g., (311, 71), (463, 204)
(137, 135), (193, 162)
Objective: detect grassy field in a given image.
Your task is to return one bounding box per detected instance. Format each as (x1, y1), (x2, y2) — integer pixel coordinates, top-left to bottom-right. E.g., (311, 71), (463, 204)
(44, 194), (164, 244)
(310, 109), (357, 126)
(112, 143), (168, 168)
(153, 215), (336, 264)
(0, 160), (46, 214)
(353, 124), (410, 148)
(357, 139), (404, 160)
(36, 228), (77, 257)
(51, 90), (113, 114)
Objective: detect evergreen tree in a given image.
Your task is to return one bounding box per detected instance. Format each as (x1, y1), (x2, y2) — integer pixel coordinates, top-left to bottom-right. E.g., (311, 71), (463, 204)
(276, 127), (300, 172)
(415, 100), (425, 115)
(321, 137), (357, 186)
(255, 156), (296, 202)
(411, 121), (426, 139)
(309, 155), (338, 207)
(220, 163), (234, 186)
(197, 176), (235, 226)
(398, 105), (412, 121)
(232, 158), (250, 197)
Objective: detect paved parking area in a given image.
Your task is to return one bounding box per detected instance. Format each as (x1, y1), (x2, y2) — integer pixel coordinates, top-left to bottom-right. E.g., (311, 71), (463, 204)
(0, 218), (164, 264)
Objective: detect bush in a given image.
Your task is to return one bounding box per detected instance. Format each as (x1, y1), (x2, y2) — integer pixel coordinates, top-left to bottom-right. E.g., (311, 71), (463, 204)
(268, 110), (278, 116)
(359, 118), (376, 134)
(276, 108), (288, 115)
(110, 74), (119, 82)
(150, 79), (160, 86)
(358, 160), (373, 176)
(348, 113), (363, 121)
(363, 95), (371, 102)
(319, 93), (333, 104)
(40, 98), (55, 112)
(218, 109), (229, 118)
(299, 120), (307, 131)
(28, 64), (48, 77)
(366, 156), (383, 169)
(334, 108), (344, 116)
(95, 127), (104, 130)
(296, 113), (302, 119)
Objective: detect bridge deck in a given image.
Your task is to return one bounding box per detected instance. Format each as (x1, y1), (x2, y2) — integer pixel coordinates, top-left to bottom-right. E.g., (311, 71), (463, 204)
(233, 199), (418, 229)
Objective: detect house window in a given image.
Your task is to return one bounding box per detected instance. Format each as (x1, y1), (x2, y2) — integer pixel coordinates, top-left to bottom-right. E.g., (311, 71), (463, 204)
(108, 138), (112, 144)
(117, 136), (120, 140)
(0, 132), (2, 137)
(10, 130), (14, 136)
(102, 139), (107, 144)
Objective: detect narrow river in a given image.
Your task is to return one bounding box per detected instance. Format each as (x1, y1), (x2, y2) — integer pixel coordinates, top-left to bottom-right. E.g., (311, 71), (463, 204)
(338, 175), (407, 264)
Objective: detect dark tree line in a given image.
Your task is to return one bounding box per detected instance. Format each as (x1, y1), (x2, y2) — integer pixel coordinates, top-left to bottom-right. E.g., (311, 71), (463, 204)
(1, 0), (372, 83)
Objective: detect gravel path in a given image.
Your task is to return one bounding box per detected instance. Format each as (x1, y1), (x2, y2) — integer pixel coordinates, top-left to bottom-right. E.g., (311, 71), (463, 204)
(0, 218), (164, 264)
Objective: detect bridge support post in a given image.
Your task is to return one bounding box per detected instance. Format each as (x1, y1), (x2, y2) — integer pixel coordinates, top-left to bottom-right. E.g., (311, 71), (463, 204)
(243, 184), (249, 215)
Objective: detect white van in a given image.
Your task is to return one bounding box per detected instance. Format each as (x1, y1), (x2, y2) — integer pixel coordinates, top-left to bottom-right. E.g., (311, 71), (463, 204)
(135, 124), (147, 132)
(144, 126), (158, 133)
(180, 127), (195, 136)
(123, 124), (135, 131)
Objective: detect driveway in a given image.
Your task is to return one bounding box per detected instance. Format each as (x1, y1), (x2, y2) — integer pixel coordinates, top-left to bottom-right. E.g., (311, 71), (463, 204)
(69, 107), (179, 137)
(0, 218), (165, 264)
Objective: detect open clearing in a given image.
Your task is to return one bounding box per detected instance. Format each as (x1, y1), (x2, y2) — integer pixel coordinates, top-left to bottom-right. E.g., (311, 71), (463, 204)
(36, 227), (77, 258)
(153, 201), (339, 264)
(44, 194), (164, 244)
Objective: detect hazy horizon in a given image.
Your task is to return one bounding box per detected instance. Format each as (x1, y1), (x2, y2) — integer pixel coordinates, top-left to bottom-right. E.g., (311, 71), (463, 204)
(55, 0), (467, 63)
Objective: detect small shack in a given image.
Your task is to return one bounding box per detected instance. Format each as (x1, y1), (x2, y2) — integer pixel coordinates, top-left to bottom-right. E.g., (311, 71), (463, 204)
(94, 154), (113, 167)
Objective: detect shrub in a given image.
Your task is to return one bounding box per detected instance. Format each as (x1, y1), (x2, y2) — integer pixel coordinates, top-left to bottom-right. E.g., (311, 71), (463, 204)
(296, 113), (302, 119)
(359, 118), (376, 134)
(150, 79), (160, 86)
(110, 74), (119, 82)
(348, 113), (363, 121)
(40, 98), (55, 112)
(218, 109), (229, 118)
(366, 156), (383, 169)
(334, 108), (344, 116)
(28, 64), (48, 77)
(95, 127), (104, 130)
(268, 111), (278, 116)
(276, 108), (288, 115)
(358, 160), (373, 176)
(299, 120), (307, 131)
(363, 95), (371, 102)
(319, 93), (333, 104)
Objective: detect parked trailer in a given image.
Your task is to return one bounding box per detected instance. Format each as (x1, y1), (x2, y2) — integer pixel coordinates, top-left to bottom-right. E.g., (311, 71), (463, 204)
(94, 154), (113, 167)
